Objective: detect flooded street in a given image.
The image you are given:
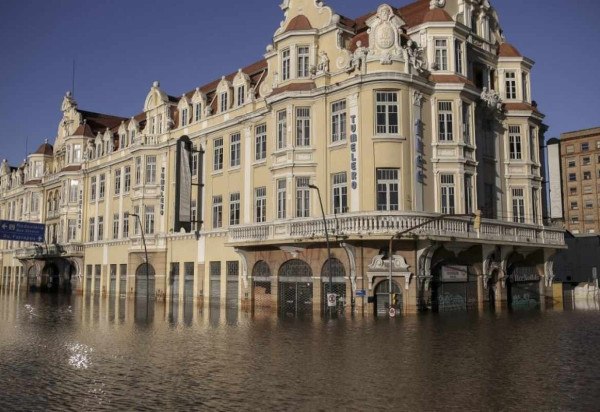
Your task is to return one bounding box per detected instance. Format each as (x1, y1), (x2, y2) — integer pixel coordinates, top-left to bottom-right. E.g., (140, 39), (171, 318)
(1, 288), (599, 411)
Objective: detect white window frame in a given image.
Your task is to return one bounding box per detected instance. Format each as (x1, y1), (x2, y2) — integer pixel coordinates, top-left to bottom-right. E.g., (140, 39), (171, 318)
(145, 156), (157, 184)
(277, 179), (286, 219)
(332, 172), (348, 214)
(229, 192), (240, 226)
(512, 188), (525, 223)
(375, 91), (399, 135)
(144, 206), (155, 234)
(255, 187), (267, 223)
(440, 174), (455, 215)
(297, 46), (310, 78)
(255, 124), (267, 161)
(277, 110), (287, 150)
(438, 101), (453, 142)
(509, 125), (522, 160)
(282, 48), (291, 81)
(377, 168), (400, 211)
(505, 72), (517, 100)
(435, 39), (448, 71)
(296, 177), (310, 218)
(296, 107), (311, 147)
(212, 195), (223, 229)
(230, 133), (241, 168)
(213, 138), (224, 171)
(331, 100), (347, 143)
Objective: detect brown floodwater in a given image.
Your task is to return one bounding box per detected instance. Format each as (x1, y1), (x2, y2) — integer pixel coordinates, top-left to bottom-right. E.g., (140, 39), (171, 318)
(1, 287), (599, 411)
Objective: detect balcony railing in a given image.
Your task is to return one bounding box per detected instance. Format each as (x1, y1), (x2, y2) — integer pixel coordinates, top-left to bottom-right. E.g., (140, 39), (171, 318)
(15, 243), (84, 259)
(228, 212), (565, 247)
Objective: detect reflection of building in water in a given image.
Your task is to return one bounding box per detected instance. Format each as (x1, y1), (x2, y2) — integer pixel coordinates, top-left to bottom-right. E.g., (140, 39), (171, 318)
(0, 0), (564, 316)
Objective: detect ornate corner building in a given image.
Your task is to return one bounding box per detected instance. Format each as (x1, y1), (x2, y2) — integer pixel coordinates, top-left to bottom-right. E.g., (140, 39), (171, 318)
(0, 0), (564, 315)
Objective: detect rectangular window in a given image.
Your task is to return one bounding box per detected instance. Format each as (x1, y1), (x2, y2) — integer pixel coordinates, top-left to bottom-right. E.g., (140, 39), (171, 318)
(230, 133), (241, 167)
(67, 219), (77, 242)
(212, 195), (223, 229)
(97, 216), (104, 240)
(90, 176), (97, 201)
(331, 100), (347, 143)
(255, 187), (267, 223)
(135, 156), (142, 185)
(255, 124), (267, 161)
(73, 144), (82, 162)
(181, 108), (188, 127)
(585, 201), (594, 209)
(113, 213), (119, 239)
(332, 172), (348, 214)
(462, 102), (471, 144)
(512, 188), (525, 223)
(213, 138), (223, 171)
(455, 40), (463, 74)
(123, 212), (129, 238)
(69, 179), (79, 203)
(581, 142), (590, 152)
(296, 107), (311, 146)
(377, 168), (399, 211)
(297, 46), (310, 78)
(440, 174), (455, 214)
(570, 201), (578, 210)
(532, 188), (539, 224)
(438, 101), (453, 142)
(124, 166), (131, 193)
(505, 72), (517, 99)
(229, 192), (240, 226)
(195, 103), (202, 122)
(567, 160), (576, 168)
(296, 177), (310, 218)
(99, 174), (105, 200)
(464, 174), (473, 215)
(277, 179), (286, 219)
(566, 145), (574, 154)
(88, 217), (95, 242)
(584, 171), (592, 180)
(130, 129), (136, 144)
(509, 125), (522, 160)
(583, 157), (591, 166)
(189, 144), (198, 177)
(522, 73), (528, 101)
(435, 39), (448, 70)
(191, 200), (197, 230)
(144, 206), (155, 235)
(114, 170), (121, 196)
(376, 91), (399, 134)
(145, 156), (157, 184)
(282, 49), (291, 81)
(569, 187), (577, 195)
(220, 93), (228, 113)
(568, 173), (577, 182)
(277, 110), (287, 150)
(133, 206), (140, 235)
(237, 85), (245, 106)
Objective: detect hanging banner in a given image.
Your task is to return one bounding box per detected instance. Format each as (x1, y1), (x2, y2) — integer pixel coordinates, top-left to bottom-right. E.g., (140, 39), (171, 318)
(175, 136), (193, 233)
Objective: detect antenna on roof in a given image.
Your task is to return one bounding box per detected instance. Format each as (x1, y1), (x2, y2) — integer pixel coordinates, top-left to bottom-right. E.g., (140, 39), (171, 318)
(72, 59), (76, 97)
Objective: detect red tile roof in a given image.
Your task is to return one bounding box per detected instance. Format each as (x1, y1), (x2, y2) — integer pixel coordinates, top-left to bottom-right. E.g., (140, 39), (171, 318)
(398, 0), (430, 27)
(271, 82), (316, 96)
(73, 122), (94, 138)
(498, 42), (522, 57)
(422, 8), (453, 23)
(34, 142), (53, 156)
(504, 102), (540, 113)
(61, 165), (82, 172)
(285, 15), (312, 32)
(429, 74), (475, 86)
(349, 32), (369, 52)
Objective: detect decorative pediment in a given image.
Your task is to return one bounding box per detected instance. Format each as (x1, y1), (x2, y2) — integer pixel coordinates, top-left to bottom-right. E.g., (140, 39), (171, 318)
(366, 4), (406, 65)
(233, 68), (251, 86)
(143, 81), (169, 112)
(191, 87), (206, 105)
(366, 254), (413, 290)
(127, 117), (138, 132)
(216, 76), (232, 94)
(177, 94), (191, 110)
(275, 0), (334, 37)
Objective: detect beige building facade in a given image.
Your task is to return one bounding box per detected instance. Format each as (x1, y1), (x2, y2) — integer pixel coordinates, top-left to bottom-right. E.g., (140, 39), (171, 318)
(1, 0), (564, 315)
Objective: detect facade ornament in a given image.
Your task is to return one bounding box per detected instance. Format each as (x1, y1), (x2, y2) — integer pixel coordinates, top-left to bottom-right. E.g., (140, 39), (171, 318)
(480, 87), (503, 111)
(430, 0), (446, 9)
(365, 4), (405, 66)
(317, 50), (330, 73)
(367, 254), (412, 290)
(347, 41), (368, 73)
(405, 40), (426, 73)
(413, 90), (425, 107)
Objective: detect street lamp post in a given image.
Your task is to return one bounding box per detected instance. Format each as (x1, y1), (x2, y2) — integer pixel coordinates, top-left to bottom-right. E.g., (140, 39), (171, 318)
(130, 213), (149, 300)
(308, 184), (334, 317)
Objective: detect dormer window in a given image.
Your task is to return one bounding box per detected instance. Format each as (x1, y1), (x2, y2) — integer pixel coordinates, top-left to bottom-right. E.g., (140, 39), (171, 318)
(119, 134), (126, 149)
(157, 114), (163, 133)
(130, 129), (136, 143)
(522, 73), (529, 101)
(195, 103), (202, 122)
(150, 116), (156, 134)
(282, 48), (291, 81)
(455, 40), (464, 75)
(181, 108), (188, 127)
(297, 46), (310, 78)
(237, 85), (245, 106)
(220, 92), (228, 113)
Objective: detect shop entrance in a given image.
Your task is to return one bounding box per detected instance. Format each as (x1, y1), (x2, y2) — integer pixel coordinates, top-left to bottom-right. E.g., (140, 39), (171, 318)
(374, 280), (402, 317)
(278, 260), (313, 317)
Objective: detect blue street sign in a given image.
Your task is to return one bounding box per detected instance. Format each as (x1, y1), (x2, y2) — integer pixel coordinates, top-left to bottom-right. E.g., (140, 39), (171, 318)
(0, 220), (45, 243)
(356, 289), (366, 297)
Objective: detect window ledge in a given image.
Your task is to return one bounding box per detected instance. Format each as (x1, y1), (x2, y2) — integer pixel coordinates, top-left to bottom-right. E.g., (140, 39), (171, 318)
(328, 140), (348, 150)
(253, 159), (267, 167)
(372, 135), (407, 142)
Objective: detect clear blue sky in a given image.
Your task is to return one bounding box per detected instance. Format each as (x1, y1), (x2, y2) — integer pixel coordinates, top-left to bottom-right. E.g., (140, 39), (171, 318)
(1, 0), (599, 165)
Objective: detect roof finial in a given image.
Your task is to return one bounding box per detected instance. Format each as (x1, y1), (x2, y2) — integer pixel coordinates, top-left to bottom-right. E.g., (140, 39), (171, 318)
(153, 81), (160, 88)
(430, 0), (446, 9)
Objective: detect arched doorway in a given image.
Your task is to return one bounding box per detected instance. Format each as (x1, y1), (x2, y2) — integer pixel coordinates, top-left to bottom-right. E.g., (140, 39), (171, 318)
(278, 259), (313, 317)
(135, 263), (156, 299)
(252, 260), (272, 309)
(321, 258), (346, 314)
(42, 263), (60, 292)
(431, 263), (478, 312)
(374, 280), (402, 317)
(507, 264), (540, 309)
(487, 269), (500, 309)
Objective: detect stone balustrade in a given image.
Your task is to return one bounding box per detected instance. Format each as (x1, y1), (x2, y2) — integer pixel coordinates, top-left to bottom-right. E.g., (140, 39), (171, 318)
(228, 212), (565, 246)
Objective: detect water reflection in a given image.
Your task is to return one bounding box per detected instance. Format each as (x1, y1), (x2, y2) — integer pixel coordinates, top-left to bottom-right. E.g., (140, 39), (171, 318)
(1, 286), (600, 411)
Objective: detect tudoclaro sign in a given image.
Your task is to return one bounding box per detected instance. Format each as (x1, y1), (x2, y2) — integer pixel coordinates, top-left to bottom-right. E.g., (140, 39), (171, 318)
(0, 220), (45, 243)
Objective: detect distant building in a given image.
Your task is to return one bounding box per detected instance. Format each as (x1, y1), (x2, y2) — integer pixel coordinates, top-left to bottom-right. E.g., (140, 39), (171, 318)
(547, 127), (600, 234)
(0, 0), (564, 315)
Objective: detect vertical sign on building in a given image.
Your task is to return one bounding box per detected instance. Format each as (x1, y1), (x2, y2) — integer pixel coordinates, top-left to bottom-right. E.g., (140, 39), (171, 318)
(175, 136), (193, 233)
(349, 94), (360, 212)
(414, 91), (425, 211)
